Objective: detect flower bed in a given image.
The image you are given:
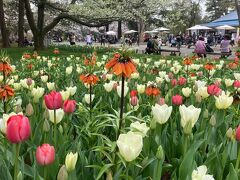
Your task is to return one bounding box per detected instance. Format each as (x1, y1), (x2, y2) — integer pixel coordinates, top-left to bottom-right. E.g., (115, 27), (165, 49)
(0, 50), (240, 179)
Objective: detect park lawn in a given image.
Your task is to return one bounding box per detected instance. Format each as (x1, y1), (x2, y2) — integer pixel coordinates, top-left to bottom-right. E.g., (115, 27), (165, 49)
(1, 46), (183, 62)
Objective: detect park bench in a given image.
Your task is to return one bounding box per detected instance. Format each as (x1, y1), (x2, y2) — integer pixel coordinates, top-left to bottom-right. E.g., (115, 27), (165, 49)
(205, 51), (232, 57)
(158, 49), (181, 56)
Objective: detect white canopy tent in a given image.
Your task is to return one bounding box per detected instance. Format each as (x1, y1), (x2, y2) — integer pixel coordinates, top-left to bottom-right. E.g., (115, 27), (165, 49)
(124, 30), (138, 34)
(215, 25), (235, 30)
(105, 31), (117, 36)
(187, 25), (212, 30)
(154, 27), (170, 31)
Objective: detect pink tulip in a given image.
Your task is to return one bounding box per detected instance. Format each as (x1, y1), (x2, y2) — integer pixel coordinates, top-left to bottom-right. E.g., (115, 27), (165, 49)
(236, 126), (240, 141)
(214, 80), (221, 87)
(171, 79), (177, 87)
(168, 72), (174, 79)
(6, 115), (31, 143)
(44, 91), (62, 110)
(178, 77), (187, 85)
(130, 96), (138, 106)
(26, 78), (33, 86)
(63, 100), (76, 113)
(197, 71), (203, 77)
(207, 84), (222, 96)
(36, 144), (55, 165)
(158, 97), (165, 105)
(172, 94), (183, 105)
(234, 80), (240, 88)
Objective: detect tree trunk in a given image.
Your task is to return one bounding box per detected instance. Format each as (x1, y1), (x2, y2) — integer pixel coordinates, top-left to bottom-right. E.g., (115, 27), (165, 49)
(106, 24), (109, 32)
(235, 0), (240, 36)
(118, 21), (122, 39)
(33, 33), (45, 50)
(18, 0), (25, 47)
(138, 19), (145, 45)
(0, 0), (10, 48)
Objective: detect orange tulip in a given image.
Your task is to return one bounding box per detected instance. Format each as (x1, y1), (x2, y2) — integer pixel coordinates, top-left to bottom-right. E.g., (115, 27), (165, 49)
(183, 58), (193, 65)
(145, 86), (160, 96)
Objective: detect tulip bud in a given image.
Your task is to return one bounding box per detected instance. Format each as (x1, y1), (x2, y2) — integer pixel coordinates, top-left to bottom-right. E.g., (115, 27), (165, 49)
(26, 103), (34, 116)
(43, 119), (50, 132)
(59, 125), (63, 134)
(43, 110), (49, 119)
(15, 105), (23, 113)
(17, 171), (23, 180)
(156, 145), (164, 160)
(130, 96), (138, 107)
(57, 165), (68, 180)
(65, 152), (78, 172)
(26, 78), (32, 86)
(236, 126), (240, 141)
(226, 128), (233, 139)
(203, 109), (209, 119)
(183, 121), (192, 135)
(209, 115), (216, 126)
(106, 171), (113, 180)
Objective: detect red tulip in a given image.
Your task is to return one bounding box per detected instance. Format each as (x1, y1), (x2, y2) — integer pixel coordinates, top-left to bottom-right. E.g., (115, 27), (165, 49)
(234, 80), (240, 88)
(130, 96), (138, 106)
(36, 144), (55, 165)
(236, 126), (240, 141)
(63, 100), (76, 113)
(6, 115), (31, 143)
(207, 84), (222, 96)
(172, 94), (183, 105)
(130, 90), (138, 97)
(178, 77), (187, 85)
(44, 91), (62, 110)
(171, 79), (177, 87)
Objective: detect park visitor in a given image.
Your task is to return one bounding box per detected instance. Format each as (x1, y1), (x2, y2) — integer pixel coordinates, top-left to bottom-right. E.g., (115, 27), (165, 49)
(194, 37), (206, 58)
(220, 35), (231, 53)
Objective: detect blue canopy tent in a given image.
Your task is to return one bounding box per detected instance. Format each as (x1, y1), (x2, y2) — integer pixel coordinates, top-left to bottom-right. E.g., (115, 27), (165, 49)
(203, 11), (239, 27)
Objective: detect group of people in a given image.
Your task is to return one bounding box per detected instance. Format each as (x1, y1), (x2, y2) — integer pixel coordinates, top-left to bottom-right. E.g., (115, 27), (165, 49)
(194, 35), (232, 57)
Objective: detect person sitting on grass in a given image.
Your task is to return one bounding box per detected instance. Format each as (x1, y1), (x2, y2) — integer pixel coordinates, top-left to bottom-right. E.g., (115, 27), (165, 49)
(194, 37), (206, 58)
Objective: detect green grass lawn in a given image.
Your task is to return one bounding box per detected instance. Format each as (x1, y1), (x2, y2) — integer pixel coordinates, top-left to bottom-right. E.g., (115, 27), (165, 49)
(1, 46), (182, 62)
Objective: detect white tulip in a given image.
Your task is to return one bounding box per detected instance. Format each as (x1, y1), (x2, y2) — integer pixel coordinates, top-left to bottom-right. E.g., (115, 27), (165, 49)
(0, 75), (3, 82)
(20, 79), (35, 89)
(225, 79), (234, 87)
(147, 58), (152, 63)
(132, 58), (140, 64)
(179, 105), (201, 129)
(117, 85), (129, 97)
(131, 72), (139, 79)
(195, 87), (209, 99)
(48, 109), (64, 124)
(13, 75), (18, 81)
(195, 80), (206, 90)
(11, 65), (16, 72)
(8, 79), (14, 85)
(215, 91), (233, 109)
(192, 165), (215, 180)
(33, 71), (39, 77)
(84, 94), (95, 104)
(13, 83), (21, 91)
(66, 66), (73, 75)
(159, 71), (166, 78)
(152, 104), (172, 124)
(41, 75), (48, 83)
(117, 132), (143, 162)
(76, 67), (83, 74)
(47, 82), (55, 91)
(156, 77), (164, 84)
(137, 84), (145, 94)
(66, 86), (77, 96)
(103, 82), (114, 92)
(130, 121), (149, 137)
(31, 87), (45, 102)
(234, 73), (240, 80)
(209, 70), (216, 76)
(182, 87), (192, 97)
(65, 152), (78, 172)
(106, 74), (113, 80)
(60, 91), (70, 101)
(154, 61), (161, 67)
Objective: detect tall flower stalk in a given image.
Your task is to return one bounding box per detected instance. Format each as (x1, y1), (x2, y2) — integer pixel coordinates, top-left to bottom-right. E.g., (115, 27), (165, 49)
(105, 51), (137, 139)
